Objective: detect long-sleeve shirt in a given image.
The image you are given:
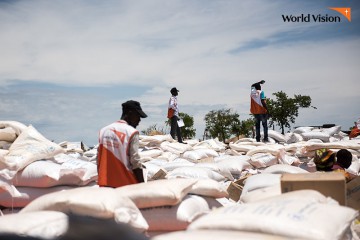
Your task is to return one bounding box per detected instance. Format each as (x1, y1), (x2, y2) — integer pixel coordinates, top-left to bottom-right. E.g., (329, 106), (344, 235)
(168, 95), (179, 117)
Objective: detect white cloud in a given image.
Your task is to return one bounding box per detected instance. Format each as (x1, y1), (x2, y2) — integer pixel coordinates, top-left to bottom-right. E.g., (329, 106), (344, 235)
(0, 0), (359, 143)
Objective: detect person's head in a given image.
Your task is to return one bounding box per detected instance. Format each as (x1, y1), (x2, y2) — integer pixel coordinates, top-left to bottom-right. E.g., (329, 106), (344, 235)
(121, 100), (147, 128)
(314, 148), (336, 172)
(252, 83), (261, 90)
(336, 149), (352, 169)
(170, 87), (179, 96)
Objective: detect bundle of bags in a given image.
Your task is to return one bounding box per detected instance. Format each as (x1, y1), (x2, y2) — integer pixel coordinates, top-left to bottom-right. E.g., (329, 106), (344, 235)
(1, 120), (360, 239)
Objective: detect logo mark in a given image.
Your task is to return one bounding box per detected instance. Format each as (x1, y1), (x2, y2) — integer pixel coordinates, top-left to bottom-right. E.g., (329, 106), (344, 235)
(329, 7), (351, 22)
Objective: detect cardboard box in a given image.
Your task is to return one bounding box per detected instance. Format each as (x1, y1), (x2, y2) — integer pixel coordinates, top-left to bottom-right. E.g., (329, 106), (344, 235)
(347, 176), (360, 211)
(227, 182), (243, 202)
(281, 172), (346, 205)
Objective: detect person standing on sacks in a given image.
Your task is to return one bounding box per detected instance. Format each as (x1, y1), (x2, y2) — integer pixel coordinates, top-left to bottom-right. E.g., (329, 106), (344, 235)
(97, 100), (147, 188)
(168, 87), (185, 143)
(250, 80), (269, 142)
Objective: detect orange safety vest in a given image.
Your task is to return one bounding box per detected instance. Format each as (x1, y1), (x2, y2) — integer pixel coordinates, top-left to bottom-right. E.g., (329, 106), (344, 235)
(250, 88), (267, 114)
(97, 120), (139, 188)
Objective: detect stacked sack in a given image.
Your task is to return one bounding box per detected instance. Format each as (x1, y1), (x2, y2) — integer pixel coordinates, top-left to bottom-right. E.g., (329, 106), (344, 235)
(0, 121), (98, 210)
(0, 120), (359, 239)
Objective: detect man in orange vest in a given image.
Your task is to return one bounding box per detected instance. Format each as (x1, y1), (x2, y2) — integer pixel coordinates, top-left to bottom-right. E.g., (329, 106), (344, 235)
(168, 87), (184, 143)
(250, 80), (269, 142)
(97, 100), (147, 188)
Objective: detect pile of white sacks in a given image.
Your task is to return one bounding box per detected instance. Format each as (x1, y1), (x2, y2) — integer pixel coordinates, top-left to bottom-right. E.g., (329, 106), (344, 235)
(0, 120), (360, 240)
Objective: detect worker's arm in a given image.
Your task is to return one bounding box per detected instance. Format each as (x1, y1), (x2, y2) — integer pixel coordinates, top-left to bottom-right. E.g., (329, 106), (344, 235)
(128, 133), (144, 183)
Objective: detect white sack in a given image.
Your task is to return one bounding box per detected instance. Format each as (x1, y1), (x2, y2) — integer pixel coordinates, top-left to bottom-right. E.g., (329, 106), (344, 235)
(1, 125), (65, 174)
(140, 195), (222, 231)
(240, 173), (281, 202)
(19, 186), (148, 232)
(301, 131), (330, 142)
(0, 211), (68, 239)
(0, 121), (27, 136)
(268, 130), (286, 143)
(162, 158), (195, 172)
(151, 229), (295, 240)
(293, 126), (314, 134)
(0, 127), (16, 142)
(262, 164), (309, 174)
(115, 178), (197, 208)
(189, 179), (229, 198)
(322, 125), (341, 136)
(160, 141), (192, 155)
(239, 185), (281, 204)
(13, 159), (97, 188)
(188, 198), (358, 240)
(183, 148), (219, 162)
(166, 167), (226, 182)
(0, 185), (76, 208)
(249, 153), (278, 168)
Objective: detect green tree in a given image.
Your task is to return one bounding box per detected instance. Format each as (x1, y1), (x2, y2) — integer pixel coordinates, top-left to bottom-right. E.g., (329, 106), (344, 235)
(204, 109), (240, 143)
(267, 91), (316, 134)
(238, 118), (256, 138)
(166, 112), (196, 139)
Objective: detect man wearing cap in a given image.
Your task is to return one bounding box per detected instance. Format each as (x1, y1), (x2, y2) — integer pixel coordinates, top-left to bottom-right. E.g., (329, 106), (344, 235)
(250, 80), (269, 142)
(168, 87), (184, 143)
(97, 100), (147, 188)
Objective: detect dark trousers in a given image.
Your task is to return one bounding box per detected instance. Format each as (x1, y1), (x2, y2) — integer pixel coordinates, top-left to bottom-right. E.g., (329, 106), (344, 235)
(254, 114), (268, 142)
(170, 116), (183, 143)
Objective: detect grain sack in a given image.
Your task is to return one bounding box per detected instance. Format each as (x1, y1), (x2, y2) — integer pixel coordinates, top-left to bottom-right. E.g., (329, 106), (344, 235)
(162, 158), (195, 172)
(142, 162), (165, 180)
(246, 145), (284, 156)
(19, 186), (148, 231)
(347, 156), (360, 176)
(151, 229), (295, 240)
(284, 132), (297, 144)
(293, 126), (314, 134)
(0, 127), (16, 142)
(139, 149), (163, 160)
(188, 198), (358, 240)
(166, 167), (226, 182)
(304, 141), (360, 152)
(262, 164), (309, 174)
(1, 125), (65, 174)
(0, 185), (76, 208)
(277, 150), (300, 165)
(301, 131), (330, 142)
(115, 178), (197, 208)
(228, 142), (256, 153)
(157, 151), (178, 162)
(240, 173), (281, 202)
(160, 141), (192, 155)
(0, 149), (8, 157)
(0, 211), (68, 239)
(189, 179), (229, 198)
(215, 156), (252, 177)
(192, 138), (226, 152)
(183, 149), (219, 162)
(0, 121), (27, 136)
(239, 185), (281, 204)
(12, 159), (97, 188)
(139, 134), (174, 147)
(140, 195), (222, 231)
(194, 162), (234, 181)
(249, 153), (278, 168)
(268, 130), (286, 143)
(322, 125), (342, 136)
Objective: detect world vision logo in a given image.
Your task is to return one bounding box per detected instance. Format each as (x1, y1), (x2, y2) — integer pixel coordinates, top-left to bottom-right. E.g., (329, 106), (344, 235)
(282, 7), (351, 23)
(328, 7), (351, 22)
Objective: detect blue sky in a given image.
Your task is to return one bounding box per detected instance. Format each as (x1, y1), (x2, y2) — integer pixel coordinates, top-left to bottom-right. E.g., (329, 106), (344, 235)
(0, 0), (359, 146)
